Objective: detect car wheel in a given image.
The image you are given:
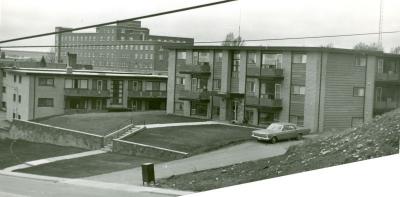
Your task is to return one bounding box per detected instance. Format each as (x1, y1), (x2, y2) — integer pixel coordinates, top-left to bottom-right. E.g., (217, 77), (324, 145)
(296, 133), (302, 140)
(271, 137), (278, 144)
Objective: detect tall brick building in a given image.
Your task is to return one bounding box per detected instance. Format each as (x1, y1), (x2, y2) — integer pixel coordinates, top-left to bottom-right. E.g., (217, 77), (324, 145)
(55, 21), (193, 73)
(166, 46), (400, 133)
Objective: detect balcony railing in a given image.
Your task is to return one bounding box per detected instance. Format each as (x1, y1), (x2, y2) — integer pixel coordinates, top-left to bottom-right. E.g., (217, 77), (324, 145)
(245, 96), (282, 108)
(374, 101), (399, 110)
(376, 73), (400, 82)
(178, 64), (211, 75)
(64, 88), (111, 98)
(178, 90), (211, 101)
(128, 91), (167, 98)
(246, 66), (283, 79)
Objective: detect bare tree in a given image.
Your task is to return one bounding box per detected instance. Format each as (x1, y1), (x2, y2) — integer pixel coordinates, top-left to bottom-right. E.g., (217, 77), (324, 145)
(222, 32), (244, 46)
(390, 46), (400, 54)
(47, 47), (56, 63)
(353, 42), (384, 52)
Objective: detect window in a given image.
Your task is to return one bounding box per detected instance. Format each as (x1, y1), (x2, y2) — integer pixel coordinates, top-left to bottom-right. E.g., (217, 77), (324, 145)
(293, 54), (307, 64)
(13, 94), (16, 102)
(18, 95), (21, 103)
(13, 113), (15, 119)
(213, 79), (221, 90)
(176, 77), (185, 85)
(65, 79), (88, 89)
(18, 75), (22, 83)
(353, 87), (365, 97)
(39, 78), (54, 86)
(159, 54), (164, 60)
(2, 86), (5, 93)
(247, 52), (257, 64)
(259, 112), (279, 125)
(246, 80), (256, 94)
(232, 51), (240, 78)
(14, 75), (17, 83)
(355, 55), (367, 67)
(177, 51), (187, 60)
(17, 115), (21, 119)
(38, 98), (54, 107)
(351, 117), (364, 127)
(292, 85), (305, 95)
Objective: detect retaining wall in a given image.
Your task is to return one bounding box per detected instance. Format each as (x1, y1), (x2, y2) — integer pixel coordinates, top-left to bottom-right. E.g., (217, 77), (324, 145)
(9, 120), (104, 150)
(112, 139), (188, 160)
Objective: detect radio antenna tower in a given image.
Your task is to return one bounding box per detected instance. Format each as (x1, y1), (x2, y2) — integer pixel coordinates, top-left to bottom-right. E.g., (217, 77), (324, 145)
(378, 0), (384, 48)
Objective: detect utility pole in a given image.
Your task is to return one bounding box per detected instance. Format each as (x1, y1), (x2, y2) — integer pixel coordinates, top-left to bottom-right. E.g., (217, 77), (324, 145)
(378, 0), (384, 48)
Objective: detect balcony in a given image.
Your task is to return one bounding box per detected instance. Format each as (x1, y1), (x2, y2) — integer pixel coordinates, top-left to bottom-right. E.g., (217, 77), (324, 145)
(178, 64), (211, 75)
(376, 73), (400, 82)
(178, 90), (211, 101)
(246, 66), (283, 79)
(128, 91), (167, 99)
(374, 101), (399, 110)
(64, 88), (111, 98)
(245, 95), (282, 109)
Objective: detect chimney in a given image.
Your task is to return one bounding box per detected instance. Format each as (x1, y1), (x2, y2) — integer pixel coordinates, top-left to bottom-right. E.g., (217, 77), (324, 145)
(66, 52), (76, 74)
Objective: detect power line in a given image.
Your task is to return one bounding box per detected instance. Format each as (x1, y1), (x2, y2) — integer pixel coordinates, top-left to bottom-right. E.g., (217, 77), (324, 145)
(0, 0), (237, 44)
(195, 30), (400, 44)
(1, 30), (399, 49)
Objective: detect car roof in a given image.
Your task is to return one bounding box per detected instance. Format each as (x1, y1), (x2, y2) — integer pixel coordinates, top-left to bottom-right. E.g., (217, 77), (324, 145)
(271, 122), (297, 126)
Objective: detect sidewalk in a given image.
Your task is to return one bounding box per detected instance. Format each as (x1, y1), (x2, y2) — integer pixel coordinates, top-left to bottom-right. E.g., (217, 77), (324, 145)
(3, 150), (106, 172)
(86, 140), (302, 185)
(0, 171), (192, 196)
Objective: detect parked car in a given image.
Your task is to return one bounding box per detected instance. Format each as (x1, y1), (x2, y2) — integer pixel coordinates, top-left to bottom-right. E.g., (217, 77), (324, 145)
(251, 123), (311, 144)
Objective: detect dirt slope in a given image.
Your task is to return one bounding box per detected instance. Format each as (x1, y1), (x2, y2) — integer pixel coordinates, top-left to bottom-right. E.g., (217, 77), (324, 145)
(157, 109), (400, 191)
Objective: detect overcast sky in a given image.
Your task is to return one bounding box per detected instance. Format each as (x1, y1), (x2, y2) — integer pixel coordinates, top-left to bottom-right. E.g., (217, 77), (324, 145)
(0, 0), (399, 52)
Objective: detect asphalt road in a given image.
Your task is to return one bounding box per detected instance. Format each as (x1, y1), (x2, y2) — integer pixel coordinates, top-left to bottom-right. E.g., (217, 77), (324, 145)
(88, 140), (303, 185)
(0, 174), (177, 197)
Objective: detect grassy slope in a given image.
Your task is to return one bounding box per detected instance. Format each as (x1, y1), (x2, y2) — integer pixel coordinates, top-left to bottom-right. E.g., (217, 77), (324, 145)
(157, 109), (400, 191)
(123, 124), (253, 154)
(0, 139), (84, 169)
(37, 111), (203, 136)
(17, 153), (167, 178)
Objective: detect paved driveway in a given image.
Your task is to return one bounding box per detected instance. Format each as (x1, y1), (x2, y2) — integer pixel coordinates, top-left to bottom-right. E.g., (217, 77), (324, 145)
(86, 140), (303, 185)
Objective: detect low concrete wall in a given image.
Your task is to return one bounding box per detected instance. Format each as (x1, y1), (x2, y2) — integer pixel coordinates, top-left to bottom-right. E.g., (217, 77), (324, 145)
(112, 139), (188, 160)
(9, 120), (104, 150)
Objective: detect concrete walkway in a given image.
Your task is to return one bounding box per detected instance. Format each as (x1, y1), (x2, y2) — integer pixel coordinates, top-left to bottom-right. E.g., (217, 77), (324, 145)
(87, 140), (302, 185)
(137, 121), (260, 129)
(3, 150), (106, 172)
(0, 171), (192, 196)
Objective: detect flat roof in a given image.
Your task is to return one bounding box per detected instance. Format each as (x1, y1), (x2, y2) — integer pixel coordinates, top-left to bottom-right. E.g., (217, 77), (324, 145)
(164, 45), (400, 58)
(4, 68), (167, 79)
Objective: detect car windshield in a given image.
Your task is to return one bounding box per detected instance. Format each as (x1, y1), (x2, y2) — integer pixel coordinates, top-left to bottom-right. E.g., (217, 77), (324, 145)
(266, 124), (283, 132)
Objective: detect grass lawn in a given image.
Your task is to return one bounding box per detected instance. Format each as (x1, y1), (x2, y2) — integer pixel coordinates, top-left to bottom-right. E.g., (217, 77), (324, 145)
(123, 124), (253, 155)
(17, 153), (168, 178)
(36, 111), (204, 136)
(0, 139), (85, 169)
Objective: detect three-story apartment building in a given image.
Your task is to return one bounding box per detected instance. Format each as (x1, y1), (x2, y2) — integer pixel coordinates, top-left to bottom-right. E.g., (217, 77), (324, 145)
(166, 46), (400, 132)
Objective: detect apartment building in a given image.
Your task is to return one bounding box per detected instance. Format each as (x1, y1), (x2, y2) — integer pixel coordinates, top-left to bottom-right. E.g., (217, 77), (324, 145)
(55, 21), (193, 73)
(166, 46), (400, 132)
(2, 66), (167, 121)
